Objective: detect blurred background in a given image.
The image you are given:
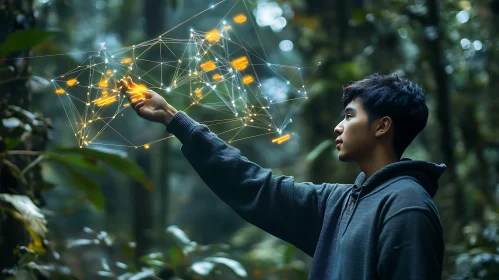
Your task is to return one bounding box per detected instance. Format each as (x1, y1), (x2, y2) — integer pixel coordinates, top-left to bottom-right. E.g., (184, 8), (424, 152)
(1, 0), (499, 279)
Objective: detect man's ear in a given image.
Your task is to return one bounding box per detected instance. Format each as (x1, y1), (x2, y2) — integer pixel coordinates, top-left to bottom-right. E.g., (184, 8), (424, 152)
(374, 116), (392, 137)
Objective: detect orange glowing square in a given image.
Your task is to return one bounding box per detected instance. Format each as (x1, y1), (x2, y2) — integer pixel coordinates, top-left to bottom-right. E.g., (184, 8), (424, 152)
(55, 89), (65, 95)
(223, 25), (232, 31)
(231, 56), (249, 71)
(195, 88), (202, 99)
(99, 80), (108, 88)
(200, 60), (216, 72)
(66, 79), (78, 86)
(106, 70), (113, 75)
(234, 14), (247, 24)
(242, 75), (254, 85)
(205, 29), (221, 43)
(93, 96), (117, 107)
(121, 57), (132, 64)
(102, 90), (109, 97)
(212, 73), (222, 80)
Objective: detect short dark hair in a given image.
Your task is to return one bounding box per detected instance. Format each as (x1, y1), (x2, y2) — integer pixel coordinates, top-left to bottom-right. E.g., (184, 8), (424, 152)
(342, 73), (428, 158)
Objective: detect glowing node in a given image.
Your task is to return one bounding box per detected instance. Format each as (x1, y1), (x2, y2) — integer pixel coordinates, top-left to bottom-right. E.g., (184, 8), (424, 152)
(200, 60), (217, 72)
(242, 75), (254, 85)
(66, 79), (78, 86)
(144, 144), (150, 149)
(231, 56), (249, 71)
(55, 89), (65, 95)
(223, 25), (232, 31)
(233, 14), (247, 24)
(106, 70), (113, 76)
(195, 88), (202, 99)
(205, 29), (221, 43)
(121, 57), (132, 64)
(212, 73), (222, 80)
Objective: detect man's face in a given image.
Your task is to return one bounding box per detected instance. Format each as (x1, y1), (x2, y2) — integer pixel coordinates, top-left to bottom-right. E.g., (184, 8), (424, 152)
(334, 98), (376, 162)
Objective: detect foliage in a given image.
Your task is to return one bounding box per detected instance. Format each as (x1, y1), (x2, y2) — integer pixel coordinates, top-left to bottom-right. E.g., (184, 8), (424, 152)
(65, 225), (248, 280)
(450, 208), (499, 280)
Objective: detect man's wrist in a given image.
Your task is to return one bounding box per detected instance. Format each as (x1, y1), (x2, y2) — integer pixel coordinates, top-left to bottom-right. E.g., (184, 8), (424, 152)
(162, 104), (178, 126)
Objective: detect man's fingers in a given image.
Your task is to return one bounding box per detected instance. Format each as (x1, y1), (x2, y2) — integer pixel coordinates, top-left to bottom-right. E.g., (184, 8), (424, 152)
(127, 76), (138, 88)
(134, 100), (146, 111)
(143, 90), (154, 98)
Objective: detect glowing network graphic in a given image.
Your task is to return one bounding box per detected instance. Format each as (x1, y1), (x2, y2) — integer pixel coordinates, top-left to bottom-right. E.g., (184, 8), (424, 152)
(51, 0), (320, 149)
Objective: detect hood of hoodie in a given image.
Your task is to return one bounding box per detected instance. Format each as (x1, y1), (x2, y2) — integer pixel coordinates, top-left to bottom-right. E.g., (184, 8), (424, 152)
(351, 158), (446, 199)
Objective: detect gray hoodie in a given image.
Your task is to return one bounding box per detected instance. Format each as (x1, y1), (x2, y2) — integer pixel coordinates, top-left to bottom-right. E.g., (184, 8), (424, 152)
(166, 111), (446, 279)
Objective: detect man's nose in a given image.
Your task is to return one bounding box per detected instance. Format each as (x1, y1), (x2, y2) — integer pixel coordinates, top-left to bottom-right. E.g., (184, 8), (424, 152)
(334, 122), (343, 135)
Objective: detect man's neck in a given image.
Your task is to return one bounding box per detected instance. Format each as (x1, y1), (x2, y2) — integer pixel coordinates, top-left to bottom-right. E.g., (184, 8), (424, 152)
(358, 147), (398, 180)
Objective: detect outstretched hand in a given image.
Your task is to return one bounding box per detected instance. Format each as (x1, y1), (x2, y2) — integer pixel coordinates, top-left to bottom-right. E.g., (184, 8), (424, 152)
(119, 76), (178, 126)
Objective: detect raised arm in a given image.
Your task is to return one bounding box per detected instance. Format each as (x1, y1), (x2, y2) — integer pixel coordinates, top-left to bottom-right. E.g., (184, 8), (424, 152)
(167, 111), (338, 255)
(119, 77), (339, 256)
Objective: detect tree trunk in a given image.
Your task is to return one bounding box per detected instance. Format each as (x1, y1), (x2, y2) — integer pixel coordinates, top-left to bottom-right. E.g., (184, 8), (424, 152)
(132, 0), (170, 264)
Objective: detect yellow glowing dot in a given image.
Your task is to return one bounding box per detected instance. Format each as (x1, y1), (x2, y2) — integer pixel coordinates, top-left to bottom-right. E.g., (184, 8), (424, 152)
(223, 25), (232, 31)
(66, 79), (78, 86)
(195, 88), (202, 99)
(212, 73), (222, 80)
(106, 70), (113, 76)
(200, 60), (217, 72)
(55, 88), (65, 95)
(242, 75), (254, 85)
(205, 29), (221, 43)
(144, 144), (150, 149)
(102, 90), (109, 97)
(231, 56), (249, 71)
(121, 57), (132, 64)
(99, 79), (108, 88)
(233, 14), (247, 24)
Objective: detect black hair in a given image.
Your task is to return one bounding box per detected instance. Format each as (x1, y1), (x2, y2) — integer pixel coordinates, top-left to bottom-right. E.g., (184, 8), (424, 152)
(342, 73), (428, 158)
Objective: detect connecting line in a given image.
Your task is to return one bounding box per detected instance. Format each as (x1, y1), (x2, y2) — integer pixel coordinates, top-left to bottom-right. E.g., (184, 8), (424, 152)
(48, 0), (316, 148)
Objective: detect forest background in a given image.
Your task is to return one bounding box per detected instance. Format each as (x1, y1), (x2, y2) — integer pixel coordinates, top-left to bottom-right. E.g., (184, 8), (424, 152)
(1, 0), (499, 279)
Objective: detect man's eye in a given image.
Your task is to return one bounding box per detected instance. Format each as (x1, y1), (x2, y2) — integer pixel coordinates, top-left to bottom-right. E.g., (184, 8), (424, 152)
(346, 114), (352, 119)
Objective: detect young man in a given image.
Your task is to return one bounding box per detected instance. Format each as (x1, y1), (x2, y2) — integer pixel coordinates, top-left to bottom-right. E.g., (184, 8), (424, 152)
(119, 73), (445, 279)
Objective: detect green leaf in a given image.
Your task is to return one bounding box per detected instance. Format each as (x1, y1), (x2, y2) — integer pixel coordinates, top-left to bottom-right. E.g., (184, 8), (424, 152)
(0, 29), (54, 57)
(65, 165), (105, 210)
(204, 257), (248, 278)
(305, 140), (333, 163)
(5, 137), (21, 151)
(352, 9), (369, 23)
(44, 152), (107, 176)
(166, 226), (192, 247)
(283, 244), (296, 265)
(0, 194), (47, 238)
(55, 147), (153, 190)
(168, 246), (184, 266)
(2, 117), (22, 128)
(190, 261), (215, 276)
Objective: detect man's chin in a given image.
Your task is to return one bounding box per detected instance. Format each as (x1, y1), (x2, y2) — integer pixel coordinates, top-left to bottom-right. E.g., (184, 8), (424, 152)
(338, 151), (353, 162)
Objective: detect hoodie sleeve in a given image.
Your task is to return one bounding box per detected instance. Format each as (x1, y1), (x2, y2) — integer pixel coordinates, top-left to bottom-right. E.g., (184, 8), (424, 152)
(166, 111), (337, 256)
(377, 207), (443, 280)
